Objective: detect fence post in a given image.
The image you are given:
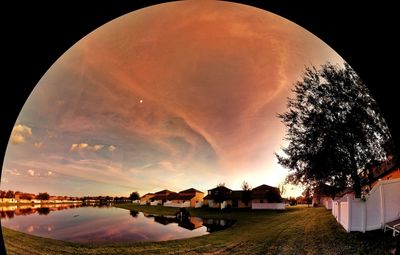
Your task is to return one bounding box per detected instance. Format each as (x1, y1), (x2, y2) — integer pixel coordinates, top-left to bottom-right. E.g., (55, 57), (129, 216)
(361, 200), (366, 233)
(379, 181), (385, 228)
(347, 195), (351, 232)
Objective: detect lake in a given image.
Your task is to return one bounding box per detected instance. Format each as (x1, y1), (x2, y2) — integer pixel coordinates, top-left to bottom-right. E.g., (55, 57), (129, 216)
(0, 204), (235, 243)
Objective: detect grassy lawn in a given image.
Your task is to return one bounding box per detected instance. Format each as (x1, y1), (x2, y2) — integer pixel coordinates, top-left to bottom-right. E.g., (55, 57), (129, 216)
(2, 205), (397, 254)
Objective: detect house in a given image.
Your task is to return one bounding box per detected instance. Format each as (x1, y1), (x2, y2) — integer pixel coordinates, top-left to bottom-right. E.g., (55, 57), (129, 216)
(164, 188), (204, 208)
(204, 184), (284, 210)
(14, 192), (36, 202)
(150, 190), (177, 205)
(0, 198), (17, 204)
(312, 195), (333, 210)
(251, 184), (284, 210)
(203, 186), (233, 209)
(140, 193), (155, 205)
(360, 156), (400, 194)
(231, 191), (251, 208)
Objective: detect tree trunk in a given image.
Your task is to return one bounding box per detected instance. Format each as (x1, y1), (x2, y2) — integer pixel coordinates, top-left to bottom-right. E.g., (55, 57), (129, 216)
(351, 170), (361, 198)
(350, 147), (361, 198)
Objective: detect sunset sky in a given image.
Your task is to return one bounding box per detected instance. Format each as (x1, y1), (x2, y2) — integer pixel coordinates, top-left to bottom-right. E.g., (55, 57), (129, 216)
(1, 1), (343, 197)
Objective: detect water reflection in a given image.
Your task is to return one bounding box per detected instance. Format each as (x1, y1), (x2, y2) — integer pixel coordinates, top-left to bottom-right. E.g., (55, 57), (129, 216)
(0, 204), (81, 219)
(1, 205), (235, 243)
(132, 210), (235, 233)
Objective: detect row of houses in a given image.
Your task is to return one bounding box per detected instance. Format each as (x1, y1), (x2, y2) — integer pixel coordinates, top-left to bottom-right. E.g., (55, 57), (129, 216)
(0, 193), (82, 205)
(139, 184), (285, 210)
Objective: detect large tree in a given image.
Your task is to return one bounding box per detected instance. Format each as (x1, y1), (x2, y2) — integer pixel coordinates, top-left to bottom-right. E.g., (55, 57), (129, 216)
(276, 63), (393, 197)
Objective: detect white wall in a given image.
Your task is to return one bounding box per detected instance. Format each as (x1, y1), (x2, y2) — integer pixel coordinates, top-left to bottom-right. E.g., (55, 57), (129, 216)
(252, 203), (285, 210)
(339, 201), (349, 231)
(163, 201), (190, 208)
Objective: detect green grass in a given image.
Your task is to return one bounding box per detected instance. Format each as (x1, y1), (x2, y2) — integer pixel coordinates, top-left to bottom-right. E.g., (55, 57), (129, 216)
(2, 205), (397, 254)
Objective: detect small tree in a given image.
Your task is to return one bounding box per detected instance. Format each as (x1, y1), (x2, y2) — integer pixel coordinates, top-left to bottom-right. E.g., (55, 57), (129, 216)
(37, 192), (50, 200)
(5, 190), (15, 198)
(302, 187), (312, 207)
(129, 191), (140, 201)
(0, 190), (6, 198)
(214, 183), (229, 209)
(241, 181), (252, 206)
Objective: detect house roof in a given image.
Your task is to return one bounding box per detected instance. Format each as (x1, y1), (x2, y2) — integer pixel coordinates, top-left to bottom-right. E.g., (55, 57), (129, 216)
(203, 194), (213, 200)
(252, 184), (278, 191)
(208, 186), (232, 192)
(152, 192), (178, 201)
(154, 189), (175, 195)
(140, 193), (154, 199)
(179, 188), (204, 194)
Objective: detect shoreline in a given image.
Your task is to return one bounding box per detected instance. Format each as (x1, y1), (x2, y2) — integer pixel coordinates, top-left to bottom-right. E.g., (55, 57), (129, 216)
(1, 205), (396, 254)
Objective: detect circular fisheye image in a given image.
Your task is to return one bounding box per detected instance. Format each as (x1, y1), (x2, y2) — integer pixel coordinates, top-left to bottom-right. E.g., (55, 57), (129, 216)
(1, 1), (399, 254)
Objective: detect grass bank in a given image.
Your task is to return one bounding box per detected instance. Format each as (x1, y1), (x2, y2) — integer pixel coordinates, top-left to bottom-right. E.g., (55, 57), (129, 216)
(2, 205), (397, 254)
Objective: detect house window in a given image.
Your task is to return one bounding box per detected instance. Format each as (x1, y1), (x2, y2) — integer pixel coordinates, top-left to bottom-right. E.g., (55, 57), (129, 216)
(208, 191), (211, 195)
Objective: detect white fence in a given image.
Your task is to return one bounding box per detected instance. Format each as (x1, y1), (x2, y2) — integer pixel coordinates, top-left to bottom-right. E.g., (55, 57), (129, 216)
(252, 202), (285, 210)
(163, 201), (191, 208)
(332, 179), (400, 232)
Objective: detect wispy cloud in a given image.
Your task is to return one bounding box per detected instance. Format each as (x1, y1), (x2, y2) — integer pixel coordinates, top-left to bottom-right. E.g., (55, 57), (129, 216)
(34, 142), (43, 149)
(108, 145), (116, 152)
(4, 169), (21, 176)
(70, 143), (105, 152)
(27, 169), (35, 176)
(10, 124), (32, 145)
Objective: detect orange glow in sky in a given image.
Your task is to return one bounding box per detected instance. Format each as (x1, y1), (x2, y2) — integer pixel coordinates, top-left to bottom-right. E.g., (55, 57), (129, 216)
(1, 1), (344, 197)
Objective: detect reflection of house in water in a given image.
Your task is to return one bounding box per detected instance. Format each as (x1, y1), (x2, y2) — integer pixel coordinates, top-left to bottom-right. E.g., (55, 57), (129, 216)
(154, 215), (176, 225)
(0, 203), (81, 219)
(177, 217), (203, 230)
(202, 218), (235, 233)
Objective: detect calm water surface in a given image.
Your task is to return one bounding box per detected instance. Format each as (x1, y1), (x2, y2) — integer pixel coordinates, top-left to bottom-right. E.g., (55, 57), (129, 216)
(0, 205), (234, 243)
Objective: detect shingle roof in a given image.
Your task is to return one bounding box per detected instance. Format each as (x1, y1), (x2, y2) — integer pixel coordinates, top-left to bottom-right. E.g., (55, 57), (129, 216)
(154, 189), (175, 195)
(252, 184), (278, 191)
(179, 188), (204, 194)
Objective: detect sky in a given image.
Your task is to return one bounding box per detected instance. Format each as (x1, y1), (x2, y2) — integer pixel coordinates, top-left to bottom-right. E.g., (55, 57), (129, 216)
(1, 0), (344, 197)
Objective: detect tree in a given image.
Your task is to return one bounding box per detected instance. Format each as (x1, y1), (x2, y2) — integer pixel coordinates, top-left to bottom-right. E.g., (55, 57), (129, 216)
(302, 187), (312, 207)
(241, 181), (252, 206)
(5, 190), (15, 198)
(276, 63), (393, 197)
(213, 183), (230, 209)
(0, 190), (6, 198)
(37, 192), (50, 200)
(129, 191), (140, 201)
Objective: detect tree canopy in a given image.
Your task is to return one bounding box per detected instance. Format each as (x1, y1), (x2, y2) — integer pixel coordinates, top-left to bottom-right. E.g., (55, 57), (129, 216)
(37, 192), (50, 200)
(241, 181), (252, 206)
(276, 63), (393, 197)
(129, 191), (140, 201)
